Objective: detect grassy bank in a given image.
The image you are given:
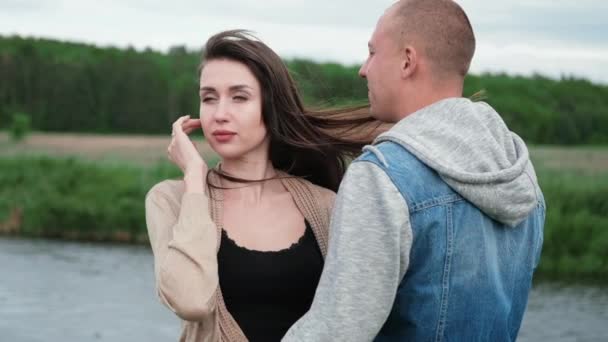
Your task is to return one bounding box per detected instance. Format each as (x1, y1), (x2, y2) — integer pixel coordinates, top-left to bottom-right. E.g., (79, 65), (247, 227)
(533, 169), (608, 283)
(0, 156), (182, 242)
(1, 150), (607, 282)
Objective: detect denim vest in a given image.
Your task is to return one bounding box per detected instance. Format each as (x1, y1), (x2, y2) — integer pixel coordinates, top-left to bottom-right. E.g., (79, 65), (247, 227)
(356, 141), (545, 342)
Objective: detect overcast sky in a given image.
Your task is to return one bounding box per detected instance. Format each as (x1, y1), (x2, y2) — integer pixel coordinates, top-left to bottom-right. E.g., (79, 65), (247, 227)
(2, 0), (607, 84)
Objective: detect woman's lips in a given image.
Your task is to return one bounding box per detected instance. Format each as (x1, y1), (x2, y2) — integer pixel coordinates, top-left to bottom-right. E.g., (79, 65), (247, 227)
(212, 131), (236, 143)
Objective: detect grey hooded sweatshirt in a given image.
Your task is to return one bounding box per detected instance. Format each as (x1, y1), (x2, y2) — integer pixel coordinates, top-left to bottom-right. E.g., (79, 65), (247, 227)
(282, 97), (542, 341)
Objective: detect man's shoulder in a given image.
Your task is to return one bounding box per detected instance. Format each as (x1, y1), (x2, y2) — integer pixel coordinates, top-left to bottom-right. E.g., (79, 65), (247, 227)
(356, 140), (412, 168)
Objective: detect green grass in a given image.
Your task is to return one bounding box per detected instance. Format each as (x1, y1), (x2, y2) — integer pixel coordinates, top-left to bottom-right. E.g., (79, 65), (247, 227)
(533, 168), (608, 282)
(0, 156), (183, 242)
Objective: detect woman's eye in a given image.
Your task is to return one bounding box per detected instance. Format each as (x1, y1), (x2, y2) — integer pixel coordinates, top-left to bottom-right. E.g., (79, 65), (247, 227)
(234, 96), (248, 102)
(202, 97), (217, 103)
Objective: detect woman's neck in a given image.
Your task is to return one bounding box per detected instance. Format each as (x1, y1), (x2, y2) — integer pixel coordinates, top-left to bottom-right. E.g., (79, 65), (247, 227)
(219, 157), (282, 204)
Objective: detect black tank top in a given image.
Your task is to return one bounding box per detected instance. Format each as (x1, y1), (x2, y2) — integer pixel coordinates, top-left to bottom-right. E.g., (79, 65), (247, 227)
(217, 221), (323, 342)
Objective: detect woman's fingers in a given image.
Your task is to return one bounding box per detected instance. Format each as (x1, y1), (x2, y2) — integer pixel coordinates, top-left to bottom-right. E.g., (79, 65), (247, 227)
(182, 117), (201, 128)
(172, 115), (190, 134)
(182, 118), (202, 135)
(168, 115), (205, 171)
(172, 115), (202, 136)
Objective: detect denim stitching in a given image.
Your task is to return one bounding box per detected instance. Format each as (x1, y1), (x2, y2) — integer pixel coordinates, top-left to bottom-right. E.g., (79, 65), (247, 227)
(411, 194), (463, 212)
(435, 204), (453, 342)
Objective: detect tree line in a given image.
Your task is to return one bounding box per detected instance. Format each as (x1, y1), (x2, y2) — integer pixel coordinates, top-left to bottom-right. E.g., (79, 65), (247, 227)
(1, 35), (607, 144)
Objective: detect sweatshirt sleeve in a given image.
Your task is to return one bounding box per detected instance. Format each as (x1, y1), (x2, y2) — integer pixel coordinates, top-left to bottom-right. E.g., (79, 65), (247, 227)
(145, 183), (219, 322)
(282, 160), (412, 342)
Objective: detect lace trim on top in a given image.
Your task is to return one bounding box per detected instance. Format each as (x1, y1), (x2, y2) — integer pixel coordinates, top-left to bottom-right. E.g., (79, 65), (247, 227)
(220, 221), (311, 255)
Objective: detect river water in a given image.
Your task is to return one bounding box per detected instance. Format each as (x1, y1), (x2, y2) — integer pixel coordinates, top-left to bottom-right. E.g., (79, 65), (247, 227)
(1, 237), (606, 341)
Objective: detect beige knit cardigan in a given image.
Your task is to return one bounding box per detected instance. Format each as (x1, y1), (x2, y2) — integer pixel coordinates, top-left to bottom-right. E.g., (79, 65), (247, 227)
(145, 170), (335, 341)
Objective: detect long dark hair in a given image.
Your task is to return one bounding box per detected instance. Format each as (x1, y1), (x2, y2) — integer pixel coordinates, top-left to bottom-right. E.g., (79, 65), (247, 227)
(200, 30), (385, 192)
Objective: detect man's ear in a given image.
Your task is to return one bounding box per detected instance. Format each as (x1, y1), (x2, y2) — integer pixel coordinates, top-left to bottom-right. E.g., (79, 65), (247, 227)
(401, 45), (417, 79)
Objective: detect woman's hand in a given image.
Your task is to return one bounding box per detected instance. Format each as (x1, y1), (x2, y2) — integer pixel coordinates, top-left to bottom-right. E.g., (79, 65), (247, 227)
(168, 115), (208, 192)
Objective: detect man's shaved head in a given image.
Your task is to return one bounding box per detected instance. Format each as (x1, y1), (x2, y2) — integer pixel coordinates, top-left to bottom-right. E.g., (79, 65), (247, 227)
(387, 0), (476, 78)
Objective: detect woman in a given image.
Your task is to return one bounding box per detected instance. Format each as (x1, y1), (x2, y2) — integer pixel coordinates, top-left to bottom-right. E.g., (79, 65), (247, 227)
(145, 30), (382, 342)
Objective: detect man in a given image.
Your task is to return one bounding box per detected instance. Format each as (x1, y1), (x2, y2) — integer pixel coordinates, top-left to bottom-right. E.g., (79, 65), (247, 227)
(283, 0), (545, 341)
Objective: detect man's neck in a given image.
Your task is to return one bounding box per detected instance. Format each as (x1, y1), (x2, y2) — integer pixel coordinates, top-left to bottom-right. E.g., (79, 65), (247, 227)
(395, 84), (463, 121)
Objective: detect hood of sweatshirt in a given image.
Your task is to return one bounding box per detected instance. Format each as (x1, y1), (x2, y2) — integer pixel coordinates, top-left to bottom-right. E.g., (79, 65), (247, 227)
(375, 97), (541, 226)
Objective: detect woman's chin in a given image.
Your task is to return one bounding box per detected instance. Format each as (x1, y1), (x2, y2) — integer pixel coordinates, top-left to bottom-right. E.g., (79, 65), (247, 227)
(212, 148), (244, 161)
(209, 139), (269, 163)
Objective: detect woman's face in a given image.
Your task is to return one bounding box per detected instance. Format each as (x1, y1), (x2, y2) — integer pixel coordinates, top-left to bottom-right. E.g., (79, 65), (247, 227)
(199, 59), (269, 161)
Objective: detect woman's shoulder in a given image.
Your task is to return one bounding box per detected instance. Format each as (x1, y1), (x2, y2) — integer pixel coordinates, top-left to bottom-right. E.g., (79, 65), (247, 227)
(278, 172), (336, 210)
(307, 181), (336, 208)
(146, 179), (186, 204)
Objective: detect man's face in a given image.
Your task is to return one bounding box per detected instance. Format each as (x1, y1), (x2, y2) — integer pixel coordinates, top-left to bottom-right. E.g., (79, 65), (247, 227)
(359, 10), (404, 123)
